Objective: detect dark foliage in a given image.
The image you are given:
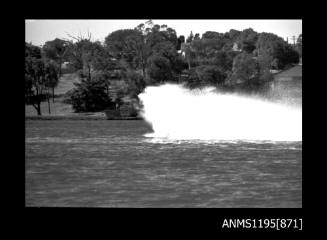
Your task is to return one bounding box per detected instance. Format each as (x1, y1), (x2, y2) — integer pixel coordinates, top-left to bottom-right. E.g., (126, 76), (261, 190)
(26, 21), (302, 113)
(25, 43), (59, 115)
(68, 75), (114, 112)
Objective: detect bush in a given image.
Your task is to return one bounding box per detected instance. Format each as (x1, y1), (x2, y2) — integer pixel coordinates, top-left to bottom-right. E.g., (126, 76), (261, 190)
(171, 55), (188, 74)
(186, 65), (227, 88)
(197, 65), (226, 85)
(123, 70), (146, 98)
(69, 74), (114, 112)
(147, 54), (174, 83)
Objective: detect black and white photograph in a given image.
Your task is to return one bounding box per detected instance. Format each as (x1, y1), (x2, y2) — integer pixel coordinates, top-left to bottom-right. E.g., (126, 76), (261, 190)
(25, 19), (302, 209)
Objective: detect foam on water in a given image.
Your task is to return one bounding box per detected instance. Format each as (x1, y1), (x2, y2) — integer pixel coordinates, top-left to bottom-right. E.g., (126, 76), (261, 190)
(138, 84), (302, 142)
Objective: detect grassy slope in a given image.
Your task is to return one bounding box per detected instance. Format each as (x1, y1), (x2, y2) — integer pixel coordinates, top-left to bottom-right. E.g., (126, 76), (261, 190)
(54, 73), (80, 95)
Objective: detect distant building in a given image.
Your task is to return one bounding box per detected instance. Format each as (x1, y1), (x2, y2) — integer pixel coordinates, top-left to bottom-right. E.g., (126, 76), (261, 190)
(61, 61), (70, 69)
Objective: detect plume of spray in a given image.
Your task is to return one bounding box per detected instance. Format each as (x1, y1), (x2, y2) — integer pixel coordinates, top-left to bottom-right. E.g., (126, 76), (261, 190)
(138, 84), (302, 142)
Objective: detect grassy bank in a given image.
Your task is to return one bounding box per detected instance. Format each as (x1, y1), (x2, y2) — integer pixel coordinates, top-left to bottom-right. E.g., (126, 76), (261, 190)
(26, 73), (107, 119)
(26, 73), (79, 117)
(25, 73), (143, 120)
(25, 97), (75, 116)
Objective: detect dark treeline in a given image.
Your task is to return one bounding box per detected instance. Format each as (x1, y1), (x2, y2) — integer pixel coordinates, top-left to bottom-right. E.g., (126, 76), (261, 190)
(25, 20), (302, 115)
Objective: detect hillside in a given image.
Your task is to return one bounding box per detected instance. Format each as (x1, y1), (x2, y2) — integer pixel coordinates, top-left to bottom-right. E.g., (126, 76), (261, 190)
(54, 73), (80, 96)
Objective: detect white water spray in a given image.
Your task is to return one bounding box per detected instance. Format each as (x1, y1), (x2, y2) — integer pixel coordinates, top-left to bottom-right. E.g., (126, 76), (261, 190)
(139, 84), (302, 141)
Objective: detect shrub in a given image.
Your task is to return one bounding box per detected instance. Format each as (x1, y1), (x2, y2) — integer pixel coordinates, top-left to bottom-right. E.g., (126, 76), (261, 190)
(147, 54), (174, 83)
(186, 65), (227, 88)
(68, 74), (114, 112)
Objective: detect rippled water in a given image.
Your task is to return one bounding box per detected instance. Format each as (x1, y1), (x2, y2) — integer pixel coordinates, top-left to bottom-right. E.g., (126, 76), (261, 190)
(25, 120), (302, 207)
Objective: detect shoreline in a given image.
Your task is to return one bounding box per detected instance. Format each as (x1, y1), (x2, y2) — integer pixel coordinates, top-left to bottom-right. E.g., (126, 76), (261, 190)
(25, 115), (143, 120)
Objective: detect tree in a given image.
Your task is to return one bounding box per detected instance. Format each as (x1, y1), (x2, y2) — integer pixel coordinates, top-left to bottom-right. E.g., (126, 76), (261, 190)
(123, 70), (146, 98)
(91, 43), (118, 73)
(202, 31), (222, 40)
(229, 52), (259, 87)
(107, 69), (146, 107)
(296, 34), (302, 58)
(44, 60), (59, 113)
(257, 50), (274, 86)
(25, 43), (59, 115)
(63, 34), (122, 112)
(105, 20), (180, 81)
(136, 22), (179, 77)
(212, 51), (229, 72)
(68, 74), (114, 112)
(241, 40), (257, 53)
(146, 25), (178, 48)
(185, 65), (226, 89)
(177, 35), (185, 50)
(125, 31), (149, 77)
(194, 33), (200, 41)
(105, 29), (143, 67)
(186, 31), (194, 43)
(196, 65), (226, 86)
(147, 54), (174, 84)
(25, 55), (45, 115)
(228, 51), (272, 91)
(66, 33), (146, 112)
(186, 67), (201, 88)
(185, 44), (192, 69)
(42, 38), (69, 77)
(151, 41), (177, 64)
(256, 32), (299, 69)
(273, 43), (299, 69)
(171, 54), (188, 79)
(238, 28), (258, 53)
(185, 31), (235, 69)
(256, 32), (284, 55)
(65, 33), (103, 80)
(228, 29), (241, 42)
(105, 29), (148, 77)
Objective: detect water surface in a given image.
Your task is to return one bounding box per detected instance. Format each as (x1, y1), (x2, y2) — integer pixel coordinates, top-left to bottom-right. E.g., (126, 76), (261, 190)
(25, 120), (302, 207)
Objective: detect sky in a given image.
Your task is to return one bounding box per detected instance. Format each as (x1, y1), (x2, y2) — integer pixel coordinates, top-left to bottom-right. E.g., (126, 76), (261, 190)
(25, 19), (302, 46)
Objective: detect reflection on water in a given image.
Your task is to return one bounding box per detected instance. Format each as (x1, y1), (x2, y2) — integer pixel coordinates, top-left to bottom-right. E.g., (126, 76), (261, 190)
(26, 120), (302, 208)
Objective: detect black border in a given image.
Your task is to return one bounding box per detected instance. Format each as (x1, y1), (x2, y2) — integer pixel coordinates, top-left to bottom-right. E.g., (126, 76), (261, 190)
(9, 4), (312, 235)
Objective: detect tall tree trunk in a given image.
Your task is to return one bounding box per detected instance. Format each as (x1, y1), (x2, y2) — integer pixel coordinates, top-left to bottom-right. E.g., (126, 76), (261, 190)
(59, 58), (62, 78)
(88, 65), (91, 81)
(185, 51), (191, 70)
(34, 87), (42, 115)
(184, 46), (190, 70)
(36, 102), (41, 116)
(52, 87), (55, 103)
(32, 102), (42, 115)
(47, 91), (51, 114)
(142, 64), (146, 78)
